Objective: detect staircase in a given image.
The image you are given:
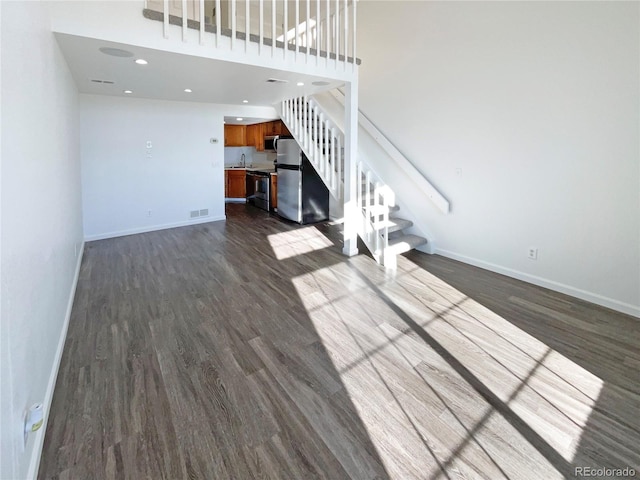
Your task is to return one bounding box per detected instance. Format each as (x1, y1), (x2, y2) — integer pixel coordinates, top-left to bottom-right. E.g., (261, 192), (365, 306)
(141, 0), (446, 269)
(281, 96), (430, 269)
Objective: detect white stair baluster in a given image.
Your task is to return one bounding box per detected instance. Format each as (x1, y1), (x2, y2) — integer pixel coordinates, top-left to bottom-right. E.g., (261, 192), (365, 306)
(295, 0), (299, 61)
(231, 0), (237, 50)
(335, 0), (339, 68)
(182, 0), (187, 42)
(271, 0), (276, 57)
(163, 0), (169, 38)
(259, 0), (263, 54)
(199, 0), (205, 45)
(352, 0), (357, 72)
(343, 0), (348, 70)
(357, 162), (363, 216)
(325, 0), (330, 67)
(316, 0), (320, 65)
(215, 0), (221, 46)
(306, 0), (310, 61)
(245, 0), (249, 52)
(331, 127), (336, 197)
(314, 105), (319, 168)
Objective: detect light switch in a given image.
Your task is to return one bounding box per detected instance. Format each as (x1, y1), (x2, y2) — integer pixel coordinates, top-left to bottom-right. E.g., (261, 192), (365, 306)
(146, 141), (152, 149)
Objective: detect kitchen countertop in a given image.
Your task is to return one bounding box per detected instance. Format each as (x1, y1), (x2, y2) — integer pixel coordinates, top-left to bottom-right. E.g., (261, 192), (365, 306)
(225, 166), (277, 175)
(225, 162), (274, 171)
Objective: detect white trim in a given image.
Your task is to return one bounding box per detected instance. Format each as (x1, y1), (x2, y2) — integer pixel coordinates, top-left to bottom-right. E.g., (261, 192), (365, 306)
(84, 216), (226, 242)
(26, 241), (85, 479)
(435, 248), (640, 319)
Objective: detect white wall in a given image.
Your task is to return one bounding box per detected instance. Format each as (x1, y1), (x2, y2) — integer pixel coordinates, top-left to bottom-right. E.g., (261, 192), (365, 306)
(1, 2), (84, 479)
(81, 95), (223, 239)
(80, 95), (276, 240)
(357, 1), (640, 316)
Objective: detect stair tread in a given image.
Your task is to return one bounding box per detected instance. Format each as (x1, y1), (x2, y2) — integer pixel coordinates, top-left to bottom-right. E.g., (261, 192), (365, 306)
(373, 217), (413, 233)
(365, 204), (400, 215)
(387, 234), (428, 254)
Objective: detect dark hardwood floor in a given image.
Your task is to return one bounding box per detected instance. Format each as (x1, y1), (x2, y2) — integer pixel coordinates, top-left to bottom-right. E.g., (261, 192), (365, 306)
(39, 203), (640, 479)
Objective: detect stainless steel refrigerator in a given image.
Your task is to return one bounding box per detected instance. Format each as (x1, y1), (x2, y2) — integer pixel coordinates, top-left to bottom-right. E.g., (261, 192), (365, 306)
(276, 138), (329, 224)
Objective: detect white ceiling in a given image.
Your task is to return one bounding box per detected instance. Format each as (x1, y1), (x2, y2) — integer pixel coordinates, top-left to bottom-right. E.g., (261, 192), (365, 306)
(54, 33), (343, 123)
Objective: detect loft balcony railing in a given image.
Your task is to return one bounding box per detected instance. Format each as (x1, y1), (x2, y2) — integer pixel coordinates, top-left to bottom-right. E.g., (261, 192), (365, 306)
(144, 0), (359, 72)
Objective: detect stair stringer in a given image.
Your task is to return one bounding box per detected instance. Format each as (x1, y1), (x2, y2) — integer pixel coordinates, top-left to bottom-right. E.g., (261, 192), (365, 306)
(311, 90), (438, 254)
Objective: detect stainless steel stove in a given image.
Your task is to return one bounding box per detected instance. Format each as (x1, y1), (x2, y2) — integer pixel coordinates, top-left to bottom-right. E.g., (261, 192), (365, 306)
(246, 170), (273, 212)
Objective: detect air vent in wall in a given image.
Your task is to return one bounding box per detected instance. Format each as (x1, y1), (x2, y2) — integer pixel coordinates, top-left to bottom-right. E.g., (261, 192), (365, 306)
(190, 209), (210, 219)
(90, 79), (115, 84)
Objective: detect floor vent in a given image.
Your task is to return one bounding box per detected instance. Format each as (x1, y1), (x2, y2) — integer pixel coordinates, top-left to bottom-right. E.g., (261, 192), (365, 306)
(190, 209), (209, 219)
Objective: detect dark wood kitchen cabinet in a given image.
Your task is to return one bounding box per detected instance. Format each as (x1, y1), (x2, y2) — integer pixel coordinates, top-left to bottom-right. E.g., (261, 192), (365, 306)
(224, 125), (246, 146)
(246, 123), (265, 151)
(264, 120), (290, 137)
(263, 121), (278, 137)
(225, 170), (246, 198)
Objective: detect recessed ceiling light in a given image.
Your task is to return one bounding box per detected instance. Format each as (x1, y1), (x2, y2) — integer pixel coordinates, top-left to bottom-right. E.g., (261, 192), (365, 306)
(135, 58), (148, 65)
(297, 82), (305, 86)
(124, 90), (133, 94)
(236, 117), (243, 121)
(99, 47), (134, 57)
(184, 88), (192, 93)
(242, 100), (249, 103)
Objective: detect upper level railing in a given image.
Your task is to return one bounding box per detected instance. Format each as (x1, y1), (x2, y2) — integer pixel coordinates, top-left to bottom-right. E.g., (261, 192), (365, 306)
(144, 0), (358, 72)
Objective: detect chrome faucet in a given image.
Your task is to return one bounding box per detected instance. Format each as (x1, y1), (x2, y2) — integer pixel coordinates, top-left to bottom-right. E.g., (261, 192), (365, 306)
(240, 153), (246, 167)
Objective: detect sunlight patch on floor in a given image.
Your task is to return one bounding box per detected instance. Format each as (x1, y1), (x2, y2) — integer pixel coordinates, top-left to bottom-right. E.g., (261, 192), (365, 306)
(267, 226), (334, 260)
(290, 253), (604, 479)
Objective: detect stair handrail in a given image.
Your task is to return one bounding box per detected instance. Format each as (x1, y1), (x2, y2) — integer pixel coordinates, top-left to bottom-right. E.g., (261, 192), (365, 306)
(330, 89), (450, 214)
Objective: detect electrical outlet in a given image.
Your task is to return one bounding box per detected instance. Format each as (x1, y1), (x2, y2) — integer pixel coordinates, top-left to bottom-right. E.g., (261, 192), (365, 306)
(528, 247), (538, 260)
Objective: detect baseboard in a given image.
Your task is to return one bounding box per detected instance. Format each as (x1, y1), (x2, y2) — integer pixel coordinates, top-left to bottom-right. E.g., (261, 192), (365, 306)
(435, 248), (640, 319)
(26, 241), (85, 479)
(84, 216), (226, 242)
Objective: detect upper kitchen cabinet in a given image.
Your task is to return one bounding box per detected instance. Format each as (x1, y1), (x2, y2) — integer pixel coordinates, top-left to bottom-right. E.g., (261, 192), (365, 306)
(246, 123), (265, 151)
(225, 120), (289, 148)
(264, 120), (291, 137)
(224, 125), (246, 146)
